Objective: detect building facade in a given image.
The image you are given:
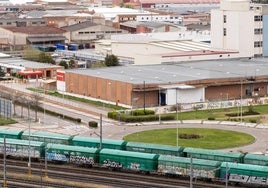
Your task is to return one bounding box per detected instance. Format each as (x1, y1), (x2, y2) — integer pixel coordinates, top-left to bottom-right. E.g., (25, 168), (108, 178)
(56, 59), (268, 108)
(211, 0), (268, 57)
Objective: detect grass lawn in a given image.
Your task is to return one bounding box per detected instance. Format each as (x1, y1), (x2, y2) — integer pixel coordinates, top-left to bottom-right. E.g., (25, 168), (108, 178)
(123, 128), (255, 150)
(0, 117), (17, 126)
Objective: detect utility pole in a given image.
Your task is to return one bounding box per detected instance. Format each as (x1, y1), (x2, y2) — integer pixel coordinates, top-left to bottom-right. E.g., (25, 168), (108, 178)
(176, 88), (179, 147)
(28, 102), (31, 178)
(158, 87), (161, 125)
(3, 136), (7, 188)
(190, 154), (193, 188)
(143, 81), (145, 113)
(99, 114), (102, 149)
(44, 147), (48, 179)
(225, 163), (229, 188)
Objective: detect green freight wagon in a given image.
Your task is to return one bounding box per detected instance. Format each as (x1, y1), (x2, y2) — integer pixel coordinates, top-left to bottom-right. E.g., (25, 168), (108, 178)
(0, 129), (24, 139)
(126, 142), (184, 156)
(99, 149), (159, 172)
(183, 147), (245, 163)
(158, 155), (221, 179)
(72, 136), (127, 150)
(220, 162), (268, 186)
(21, 131), (73, 145)
(46, 143), (99, 166)
(244, 153), (268, 166)
(0, 138), (45, 158)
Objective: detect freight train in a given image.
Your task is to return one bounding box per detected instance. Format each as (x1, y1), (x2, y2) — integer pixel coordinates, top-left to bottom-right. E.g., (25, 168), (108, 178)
(0, 129), (267, 187)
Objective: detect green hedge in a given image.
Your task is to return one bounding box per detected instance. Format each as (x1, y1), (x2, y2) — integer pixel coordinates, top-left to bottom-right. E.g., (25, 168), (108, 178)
(88, 121), (98, 128)
(132, 109), (155, 116)
(226, 111), (260, 117)
(108, 111), (174, 122)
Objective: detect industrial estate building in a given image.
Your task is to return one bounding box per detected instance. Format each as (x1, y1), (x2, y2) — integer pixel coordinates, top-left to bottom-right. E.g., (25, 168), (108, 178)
(211, 0), (268, 57)
(57, 58), (268, 108)
(54, 0), (268, 109)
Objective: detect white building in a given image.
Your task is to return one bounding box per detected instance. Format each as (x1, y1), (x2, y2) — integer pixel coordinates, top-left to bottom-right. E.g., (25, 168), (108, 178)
(211, 0), (268, 57)
(107, 32), (239, 65)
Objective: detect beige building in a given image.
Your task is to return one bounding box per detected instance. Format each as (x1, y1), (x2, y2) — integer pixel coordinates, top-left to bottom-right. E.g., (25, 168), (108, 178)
(62, 21), (127, 43)
(0, 26), (70, 50)
(106, 33), (239, 65)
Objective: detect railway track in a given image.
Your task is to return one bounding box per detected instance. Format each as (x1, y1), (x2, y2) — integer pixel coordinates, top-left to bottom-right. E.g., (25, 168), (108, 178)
(0, 158), (237, 188)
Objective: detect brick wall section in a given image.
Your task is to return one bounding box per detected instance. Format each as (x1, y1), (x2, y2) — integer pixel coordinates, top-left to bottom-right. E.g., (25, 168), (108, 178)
(205, 82), (268, 101)
(66, 73), (140, 107)
(65, 72), (268, 107)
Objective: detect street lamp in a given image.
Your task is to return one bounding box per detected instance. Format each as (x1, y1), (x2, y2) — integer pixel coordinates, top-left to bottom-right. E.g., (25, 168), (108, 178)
(240, 80), (243, 123)
(27, 101), (32, 178)
(158, 87), (161, 125)
(89, 114), (103, 149)
(43, 85), (46, 124)
(62, 82), (73, 119)
(131, 97), (139, 115)
(44, 147), (48, 179)
(176, 87), (179, 147)
(225, 162), (229, 188)
(3, 136), (7, 188)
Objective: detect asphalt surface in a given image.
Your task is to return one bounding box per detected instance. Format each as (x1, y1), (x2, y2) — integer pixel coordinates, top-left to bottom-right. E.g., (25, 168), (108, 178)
(1, 80), (268, 154)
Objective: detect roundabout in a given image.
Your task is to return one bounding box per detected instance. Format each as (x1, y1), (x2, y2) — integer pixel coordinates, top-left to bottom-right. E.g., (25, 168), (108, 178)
(123, 128), (255, 149)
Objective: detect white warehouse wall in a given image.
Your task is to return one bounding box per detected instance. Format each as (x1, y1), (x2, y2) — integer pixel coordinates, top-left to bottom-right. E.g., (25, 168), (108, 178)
(111, 42), (178, 59)
(211, 1), (256, 57)
(165, 88), (205, 105)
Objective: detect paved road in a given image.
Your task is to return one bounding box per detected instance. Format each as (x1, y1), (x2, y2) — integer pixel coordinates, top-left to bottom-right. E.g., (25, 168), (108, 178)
(1, 81), (268, 154)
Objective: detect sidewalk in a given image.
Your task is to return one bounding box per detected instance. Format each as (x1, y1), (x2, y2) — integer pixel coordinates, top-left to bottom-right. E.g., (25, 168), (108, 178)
(124, 119), (268, 129)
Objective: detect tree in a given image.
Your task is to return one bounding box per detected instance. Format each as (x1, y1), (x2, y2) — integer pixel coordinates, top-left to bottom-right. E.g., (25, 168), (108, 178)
(22, 47), (55, 64)
(0, 67), (5, 77)
(22, 47), (40, 62)
(104, 54), (119, 67)
(59, 60), (69, 69)
(38, 52), (55, 64)
(29, 92), (43, 122)
(69, 59), (76, 69)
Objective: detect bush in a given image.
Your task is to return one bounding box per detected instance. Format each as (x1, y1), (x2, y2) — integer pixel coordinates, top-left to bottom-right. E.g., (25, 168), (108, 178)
(208, 117), (215, 120)
(88, 121), (98, 128)
(179, 134), (202, 139)
(132, 109), (155, 116)
(107, 111), (174, 123)
(248, 118), (258, 123)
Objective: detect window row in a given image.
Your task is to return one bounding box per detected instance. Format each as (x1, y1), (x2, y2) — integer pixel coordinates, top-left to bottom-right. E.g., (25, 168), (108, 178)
(254, 28), (262, 34)
(254, 41), (262, 47)
(78, 31), (122, 34)
(224, 15), (263, 23)
(223, 28), (263, 36)
(254, 15), (262, 21)
(0, 22), (46, 25)
(140, 16), (179, 20)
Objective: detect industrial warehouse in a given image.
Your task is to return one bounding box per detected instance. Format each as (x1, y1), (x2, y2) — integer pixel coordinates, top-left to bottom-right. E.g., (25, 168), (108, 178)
(57, 57), (268, 109)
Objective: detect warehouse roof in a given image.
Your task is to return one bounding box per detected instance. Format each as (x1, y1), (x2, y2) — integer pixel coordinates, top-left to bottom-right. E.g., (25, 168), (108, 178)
(66, 58), (268, 85)
(62, 21), (98, 32)
(1, 26), (67, 34)
(0, 57), (62, 70)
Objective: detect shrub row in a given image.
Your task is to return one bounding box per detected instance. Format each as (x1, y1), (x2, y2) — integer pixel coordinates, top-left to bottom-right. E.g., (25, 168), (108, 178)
(131, 109), (155, 116)
(108, 111), (174, 122)
(179, 134), (202, 139)
(226, 111), (260, 117)
(88, 121), (98, 128)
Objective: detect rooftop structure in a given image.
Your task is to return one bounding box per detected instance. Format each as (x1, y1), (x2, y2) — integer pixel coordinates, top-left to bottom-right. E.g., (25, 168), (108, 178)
(65, 58), (267, 85)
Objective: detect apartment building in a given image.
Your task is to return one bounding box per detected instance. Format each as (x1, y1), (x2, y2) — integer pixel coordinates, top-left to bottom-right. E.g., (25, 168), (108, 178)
(211, 0), (267, 57)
